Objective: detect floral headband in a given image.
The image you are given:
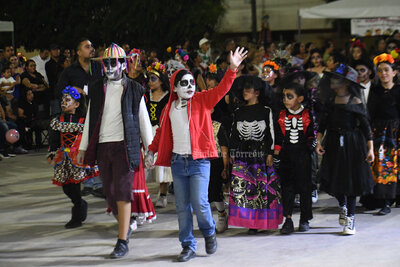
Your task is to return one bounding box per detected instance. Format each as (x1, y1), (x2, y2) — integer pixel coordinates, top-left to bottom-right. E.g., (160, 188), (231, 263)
(175, 48), (189, 62)
(373, 53), (395, 66)
(147, 61), (166, 77)
(391, 48), (399, 61)
(262, 60), (279, 71)
(350, 38), (366, 49)
(208, 63), (217, 74)
(62, 86), (81, 100)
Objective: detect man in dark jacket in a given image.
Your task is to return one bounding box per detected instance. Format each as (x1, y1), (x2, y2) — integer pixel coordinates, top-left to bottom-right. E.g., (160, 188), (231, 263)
(77, 43), (152, 259)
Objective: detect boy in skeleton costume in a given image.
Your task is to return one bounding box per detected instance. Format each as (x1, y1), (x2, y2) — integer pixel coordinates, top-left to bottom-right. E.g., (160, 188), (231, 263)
(275, 83), (316, 234)
(229, 75), (283, 235)
(77, 43), (152, 259)
(146, 47), (247, 262)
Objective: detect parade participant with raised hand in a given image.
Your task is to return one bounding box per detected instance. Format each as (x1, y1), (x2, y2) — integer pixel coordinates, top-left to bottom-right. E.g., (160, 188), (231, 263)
(146, 47), (247, 262)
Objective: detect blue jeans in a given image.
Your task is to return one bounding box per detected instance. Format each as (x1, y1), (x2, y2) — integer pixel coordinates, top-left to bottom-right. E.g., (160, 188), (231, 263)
(171, 153), (215, 252)
(82, 176), (103, 190)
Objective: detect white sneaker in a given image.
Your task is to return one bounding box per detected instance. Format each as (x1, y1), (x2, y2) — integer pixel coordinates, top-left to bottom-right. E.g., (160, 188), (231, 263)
(130, 219), (137, 231)
(155, 196), (167, 208)
(216, 211), (228, 233)
(339, 206), (347, 226)
(312, 190), (318, 203)
(343, 216), (356, 235)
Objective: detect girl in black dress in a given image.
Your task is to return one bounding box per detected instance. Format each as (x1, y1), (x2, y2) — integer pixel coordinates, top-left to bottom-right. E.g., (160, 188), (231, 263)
(316, 64), (374, 235)
(368, 53), (400, 215)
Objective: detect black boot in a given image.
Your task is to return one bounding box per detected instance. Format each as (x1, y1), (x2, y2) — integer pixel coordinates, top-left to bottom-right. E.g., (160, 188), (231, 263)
(65, 206), (82, 229)
(204, 232), (217, 254)
(280, 218), (294, 235)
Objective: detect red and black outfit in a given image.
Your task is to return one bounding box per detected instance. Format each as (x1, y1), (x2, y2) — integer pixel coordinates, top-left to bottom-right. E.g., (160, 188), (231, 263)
(275, 106), (316, 223)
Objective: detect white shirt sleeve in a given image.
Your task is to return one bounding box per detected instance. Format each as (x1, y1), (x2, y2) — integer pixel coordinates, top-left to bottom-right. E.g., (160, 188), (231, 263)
(79, 101), (90, 151)
(138, 96), (153, 152)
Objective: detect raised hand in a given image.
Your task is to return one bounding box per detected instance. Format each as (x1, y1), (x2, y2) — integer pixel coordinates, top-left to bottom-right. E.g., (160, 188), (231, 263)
(229, 47), (248, 71)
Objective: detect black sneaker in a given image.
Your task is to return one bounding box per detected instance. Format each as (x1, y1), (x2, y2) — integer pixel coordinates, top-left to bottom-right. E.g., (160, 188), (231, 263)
(81, 187), (92, 196)
(205, 232), (217, 254)
(280, 218), (294, 235)
(298, 221), (310, 232)
(377, 205), (391, 215)
(247, 228), (258, 235)
(177, 247), (196, 262)
(92, 188), (105, 198)
(109, 239), (129, 259)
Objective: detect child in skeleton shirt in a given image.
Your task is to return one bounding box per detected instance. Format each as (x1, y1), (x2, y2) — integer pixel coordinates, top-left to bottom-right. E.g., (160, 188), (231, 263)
(229, 75), (283, 235)
(47, 86), (98, 229)
(274, 83), (316, 234)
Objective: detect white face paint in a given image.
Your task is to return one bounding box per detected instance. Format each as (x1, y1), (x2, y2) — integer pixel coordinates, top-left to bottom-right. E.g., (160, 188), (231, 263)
(174, 74), (196, 100)
(262, 67), (274, 81)
(103, 58), (126, 80)
(61, 94), (75, 109)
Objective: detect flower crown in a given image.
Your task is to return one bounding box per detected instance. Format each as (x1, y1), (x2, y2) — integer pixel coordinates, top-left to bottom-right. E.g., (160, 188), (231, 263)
(262, 60), (279, 71)
(373, 53), (395, 65)
(62, 86), (81, 100)
(351, 38), (366, 49)
(391, 48), (399, 60)
(208, 63), (217, 73)
(175, 48), (189, 62)
(147, 61), (166, 76)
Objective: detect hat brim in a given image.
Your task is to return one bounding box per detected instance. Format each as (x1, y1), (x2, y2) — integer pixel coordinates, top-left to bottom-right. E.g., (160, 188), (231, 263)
(322, 71), (365, 89)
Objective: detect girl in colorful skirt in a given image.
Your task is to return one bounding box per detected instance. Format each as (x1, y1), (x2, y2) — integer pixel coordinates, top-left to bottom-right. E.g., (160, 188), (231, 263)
(229, 75), (283, 234)
(47, 86), (98, 228)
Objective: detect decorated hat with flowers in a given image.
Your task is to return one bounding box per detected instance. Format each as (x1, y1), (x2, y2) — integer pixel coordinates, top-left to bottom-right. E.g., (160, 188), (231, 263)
(62, 86), (81, 100)
(175, 48), (189, 62)
(323, 63), (364, 89)
(147, 61), (166, 77)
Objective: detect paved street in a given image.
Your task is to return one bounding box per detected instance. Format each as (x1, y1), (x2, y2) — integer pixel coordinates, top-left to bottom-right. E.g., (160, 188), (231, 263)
(0, 150), (399, 267)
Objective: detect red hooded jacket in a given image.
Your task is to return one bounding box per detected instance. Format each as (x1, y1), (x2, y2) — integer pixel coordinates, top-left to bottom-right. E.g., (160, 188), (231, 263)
(148, 68), (236, 166)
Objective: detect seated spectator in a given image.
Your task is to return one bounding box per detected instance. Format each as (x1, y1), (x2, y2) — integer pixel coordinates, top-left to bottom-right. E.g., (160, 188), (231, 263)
(17, 89), (48, 150)
(0, 66), (17, 95)
(20, 59), (50, 119)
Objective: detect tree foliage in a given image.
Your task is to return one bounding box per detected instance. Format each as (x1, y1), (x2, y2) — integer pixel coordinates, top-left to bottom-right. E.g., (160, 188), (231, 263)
(0, 0), (225, 51)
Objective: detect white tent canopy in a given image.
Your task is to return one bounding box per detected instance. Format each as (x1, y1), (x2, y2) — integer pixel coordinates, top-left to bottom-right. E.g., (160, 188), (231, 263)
(299, 0), (400, 19)
(0, 21), (13, 32)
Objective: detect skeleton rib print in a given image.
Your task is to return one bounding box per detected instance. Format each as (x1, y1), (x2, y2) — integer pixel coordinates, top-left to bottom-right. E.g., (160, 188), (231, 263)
(237, 120), (266, 141)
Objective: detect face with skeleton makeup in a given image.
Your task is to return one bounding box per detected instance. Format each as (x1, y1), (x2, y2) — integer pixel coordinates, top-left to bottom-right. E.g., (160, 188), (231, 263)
(61, 94), (79, 114)
(103, 58), (126, 81)
(174, 74), (196, 100)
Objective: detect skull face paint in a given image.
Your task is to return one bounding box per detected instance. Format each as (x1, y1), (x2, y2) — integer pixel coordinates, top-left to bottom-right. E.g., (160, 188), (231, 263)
(103, 58), (126, 80)
(174, 74), (196, 100)
(61, 94), (78, 113)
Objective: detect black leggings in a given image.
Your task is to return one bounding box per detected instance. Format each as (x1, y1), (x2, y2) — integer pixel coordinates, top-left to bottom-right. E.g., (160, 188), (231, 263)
(336, 195), (356, 216)
(62, 183), (82, 208)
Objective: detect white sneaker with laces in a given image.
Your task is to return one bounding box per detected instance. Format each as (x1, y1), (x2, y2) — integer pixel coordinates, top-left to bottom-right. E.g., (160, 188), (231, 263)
(339, 206), (347, 226)
(130, 219), (137, 231)
(216, 211), (228, 233)
(155, 196), (167, 208)
(343, 216), (355, 235)
(294, 194), (300, 207)
(312, 189), (318, 203)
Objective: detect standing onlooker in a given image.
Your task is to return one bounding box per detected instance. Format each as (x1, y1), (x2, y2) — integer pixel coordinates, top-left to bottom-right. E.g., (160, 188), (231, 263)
(45, 44), (63, 116)
(307, 49), (328, 77)
(57, 38), (103, 197)
(31, 48), (50, 84)
(322, 40), (335, 64)
(198, 38), (211, 69)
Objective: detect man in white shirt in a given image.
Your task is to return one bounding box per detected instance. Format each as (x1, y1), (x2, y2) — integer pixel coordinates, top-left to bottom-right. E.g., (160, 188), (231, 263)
(31, 48), (50, 84)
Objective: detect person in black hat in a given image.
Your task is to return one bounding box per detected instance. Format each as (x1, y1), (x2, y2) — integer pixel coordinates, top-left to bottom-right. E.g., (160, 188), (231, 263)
(228, 74), (283, 235)
(316, 64), (375, 235)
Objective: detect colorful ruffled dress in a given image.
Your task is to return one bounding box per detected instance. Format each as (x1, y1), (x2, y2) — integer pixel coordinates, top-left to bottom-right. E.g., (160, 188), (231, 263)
(49, 114), (99, 186)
